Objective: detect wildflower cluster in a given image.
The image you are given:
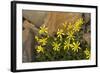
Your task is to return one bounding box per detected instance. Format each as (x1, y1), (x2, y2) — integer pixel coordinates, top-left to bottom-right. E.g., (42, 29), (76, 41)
(35, 25), (48, 54)
(34, 18), (90, 61)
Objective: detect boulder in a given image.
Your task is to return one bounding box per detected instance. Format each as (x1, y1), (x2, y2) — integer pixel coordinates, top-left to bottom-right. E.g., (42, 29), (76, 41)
(22, 10), (47, 28)
(43, 12), (82, 36)
(22, 20), (38, 62)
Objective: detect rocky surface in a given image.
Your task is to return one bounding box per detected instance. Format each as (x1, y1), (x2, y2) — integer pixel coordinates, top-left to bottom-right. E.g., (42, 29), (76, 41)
(23, 10), (47, 28)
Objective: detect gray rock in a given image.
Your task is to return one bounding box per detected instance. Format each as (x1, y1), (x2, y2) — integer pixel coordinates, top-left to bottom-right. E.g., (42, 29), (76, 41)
(22, 20), (38, 62)
(83, 13), (91, 23)
(22, 10), (47, 28)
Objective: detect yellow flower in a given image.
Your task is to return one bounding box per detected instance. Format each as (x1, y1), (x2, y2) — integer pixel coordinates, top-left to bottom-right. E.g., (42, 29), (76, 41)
(74, 18), (83, 32)
(35, 36), (39, 41)
(57, 29), (65, 40)
(52, 41), (61, 51)
(39, 38), (47, 46)
(67, 31), (75, 40)
(64, 40), (71, 50)
(84, 48), (90, 59)
(62, 21), (67, 28)
(36, 45), (44, 53)
(67, 23), (73, 32)
(70, 41), (81, 52)
(39, 25), (48, 34)
(67, 23), (75, 40)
